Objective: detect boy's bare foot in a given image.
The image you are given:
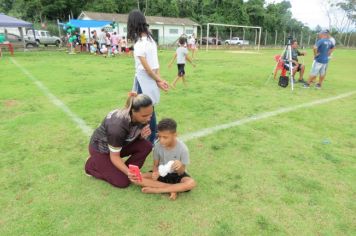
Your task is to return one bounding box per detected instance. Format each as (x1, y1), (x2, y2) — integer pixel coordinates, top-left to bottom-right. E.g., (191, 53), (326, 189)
(169, 192), (177, 200)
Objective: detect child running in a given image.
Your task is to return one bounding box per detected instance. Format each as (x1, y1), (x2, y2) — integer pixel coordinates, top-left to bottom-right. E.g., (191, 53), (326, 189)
(168, 37), (196, 88)
(141, 118), (196, 200)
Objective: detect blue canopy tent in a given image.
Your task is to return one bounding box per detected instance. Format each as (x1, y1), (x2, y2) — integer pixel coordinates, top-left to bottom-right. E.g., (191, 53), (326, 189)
(68, 19), (112, 28)
(0, 13), (33, 27)
(0, 13), (35, 49)
(59, 19), (113, 40)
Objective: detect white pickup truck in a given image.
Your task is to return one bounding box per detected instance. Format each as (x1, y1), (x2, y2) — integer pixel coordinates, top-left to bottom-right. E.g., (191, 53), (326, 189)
(224, 37), (249, 45)
(26, 30), (61, 47)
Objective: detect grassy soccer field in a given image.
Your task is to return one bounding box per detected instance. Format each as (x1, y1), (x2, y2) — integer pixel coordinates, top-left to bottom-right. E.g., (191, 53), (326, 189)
(1, 48), (355, 235)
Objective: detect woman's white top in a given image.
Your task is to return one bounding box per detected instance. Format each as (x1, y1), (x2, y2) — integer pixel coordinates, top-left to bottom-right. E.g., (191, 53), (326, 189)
(133, 36), (160, 105)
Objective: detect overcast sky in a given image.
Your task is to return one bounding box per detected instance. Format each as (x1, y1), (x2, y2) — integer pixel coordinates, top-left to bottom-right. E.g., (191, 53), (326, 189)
(264, 0), (331, 29)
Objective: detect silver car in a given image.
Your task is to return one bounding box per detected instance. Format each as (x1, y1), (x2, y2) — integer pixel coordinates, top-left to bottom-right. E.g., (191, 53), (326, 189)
(5, 33), (39, 48)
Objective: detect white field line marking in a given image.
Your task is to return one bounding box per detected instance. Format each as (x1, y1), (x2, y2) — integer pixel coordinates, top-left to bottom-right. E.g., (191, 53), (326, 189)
(9, 58), (356, 141)
(180, 91), (356, 142)
(10, 58), (93, 136)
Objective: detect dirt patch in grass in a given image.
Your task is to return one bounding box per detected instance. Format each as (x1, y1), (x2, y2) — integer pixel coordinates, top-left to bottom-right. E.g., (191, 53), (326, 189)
(3, 99), (18, 107)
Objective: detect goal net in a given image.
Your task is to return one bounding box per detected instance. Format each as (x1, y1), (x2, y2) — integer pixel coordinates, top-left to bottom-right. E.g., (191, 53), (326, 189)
(203, 23), (262, 51)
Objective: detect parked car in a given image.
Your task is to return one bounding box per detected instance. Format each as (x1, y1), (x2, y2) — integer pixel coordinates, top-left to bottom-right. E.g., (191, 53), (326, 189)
(4, 33), (39, 48)
(27, 30), (61, 47)
(224, 37), (249, 45)
(198, 37), (222, 45)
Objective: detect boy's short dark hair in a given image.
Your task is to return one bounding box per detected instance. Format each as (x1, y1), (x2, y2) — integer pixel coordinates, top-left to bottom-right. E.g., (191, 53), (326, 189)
(158, 118), (177, 132)
(178, 37), (185, 45)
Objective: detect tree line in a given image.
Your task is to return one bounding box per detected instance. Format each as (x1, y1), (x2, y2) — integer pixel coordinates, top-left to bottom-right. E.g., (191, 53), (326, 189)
(1, 0), (354, 39)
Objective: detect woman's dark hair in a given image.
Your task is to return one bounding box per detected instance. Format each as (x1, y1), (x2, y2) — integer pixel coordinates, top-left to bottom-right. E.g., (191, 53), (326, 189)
(125, 93), (152, 113)
(127, 9), (153, 42)
(157, 118), (177, 133)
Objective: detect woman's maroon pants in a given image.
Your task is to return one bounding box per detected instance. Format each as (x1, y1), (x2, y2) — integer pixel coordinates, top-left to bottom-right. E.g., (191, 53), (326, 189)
(85, 139), (152, 188)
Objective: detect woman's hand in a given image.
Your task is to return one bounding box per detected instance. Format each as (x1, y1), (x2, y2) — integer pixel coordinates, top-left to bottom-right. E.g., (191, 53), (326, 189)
(140, 124), (151, 139)
(157, 80), (169, 91)
(152, 171), (159, 180)
(128, 169), (139, 183)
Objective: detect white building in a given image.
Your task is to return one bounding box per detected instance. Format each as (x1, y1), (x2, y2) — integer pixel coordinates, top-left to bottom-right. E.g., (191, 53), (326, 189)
(78, 11), (200, 45)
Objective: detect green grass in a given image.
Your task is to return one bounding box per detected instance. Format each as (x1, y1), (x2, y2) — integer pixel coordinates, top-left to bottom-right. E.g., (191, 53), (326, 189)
(1, 48), (355, 235)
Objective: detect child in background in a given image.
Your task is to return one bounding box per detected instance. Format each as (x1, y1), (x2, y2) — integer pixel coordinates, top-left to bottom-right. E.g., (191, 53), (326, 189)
(188, 33), (197, 59)
(99, 28), (106, 52)
(142, 118), (196, 200)
(80, 30), (87, 52)
(73, 31), (80, 53)
(105, 32), (111, 57)
(89, 39), (97, 54)
(168, 37), (196, 88)
(121, 36), (127, 54)
(111, 32), (119, 53)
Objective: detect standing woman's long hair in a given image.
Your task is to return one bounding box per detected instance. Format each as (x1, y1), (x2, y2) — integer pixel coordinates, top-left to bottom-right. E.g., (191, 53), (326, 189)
(127, 10), (153, 43)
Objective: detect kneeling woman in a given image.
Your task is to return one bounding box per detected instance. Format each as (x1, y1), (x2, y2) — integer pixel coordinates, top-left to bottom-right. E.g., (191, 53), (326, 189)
(85, 93), (153, 188)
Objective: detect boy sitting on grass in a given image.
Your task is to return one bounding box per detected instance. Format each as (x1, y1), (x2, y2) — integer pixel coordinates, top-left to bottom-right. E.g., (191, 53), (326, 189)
(141, 118), (196, 200)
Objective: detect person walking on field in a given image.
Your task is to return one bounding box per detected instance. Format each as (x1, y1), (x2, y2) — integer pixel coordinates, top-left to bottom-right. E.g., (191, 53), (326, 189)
(303, 30), (335, 89)
(127, 9), (169, 144)
(168, 37), (196, 88)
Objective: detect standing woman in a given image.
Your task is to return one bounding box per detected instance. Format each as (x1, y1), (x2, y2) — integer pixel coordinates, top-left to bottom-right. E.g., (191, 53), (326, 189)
(85, 93), (153, 188)
(127, 10), (169, 143)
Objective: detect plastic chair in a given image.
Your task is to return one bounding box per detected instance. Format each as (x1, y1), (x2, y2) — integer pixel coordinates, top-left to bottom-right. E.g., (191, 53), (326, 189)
(273, 54), (287, 79)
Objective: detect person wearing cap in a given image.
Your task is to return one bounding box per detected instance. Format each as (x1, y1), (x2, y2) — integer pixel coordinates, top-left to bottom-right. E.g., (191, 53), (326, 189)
(304, 30), (335, 89)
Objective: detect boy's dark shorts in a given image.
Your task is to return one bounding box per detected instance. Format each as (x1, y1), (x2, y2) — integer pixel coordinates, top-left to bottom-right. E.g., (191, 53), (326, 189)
(177, 63), (185, 76)
(158, 172), (190, 184)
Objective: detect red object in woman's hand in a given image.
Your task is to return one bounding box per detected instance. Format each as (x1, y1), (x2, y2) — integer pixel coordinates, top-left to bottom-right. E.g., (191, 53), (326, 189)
(129, 164), (142, 182)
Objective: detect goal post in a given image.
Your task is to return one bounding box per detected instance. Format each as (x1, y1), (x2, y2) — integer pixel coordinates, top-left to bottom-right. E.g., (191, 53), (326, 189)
(205, 23), (262, 51)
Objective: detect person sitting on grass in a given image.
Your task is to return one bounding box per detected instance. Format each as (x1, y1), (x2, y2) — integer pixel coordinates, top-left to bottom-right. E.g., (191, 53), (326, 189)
(85, 93), (154, 188)
(140, 118), (196, 200)
(283, 39), (306, 83)
(168, 37), (196, 88)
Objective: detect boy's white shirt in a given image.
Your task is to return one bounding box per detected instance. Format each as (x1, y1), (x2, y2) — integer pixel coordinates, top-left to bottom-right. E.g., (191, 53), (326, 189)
(176, 46), (189, 64)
